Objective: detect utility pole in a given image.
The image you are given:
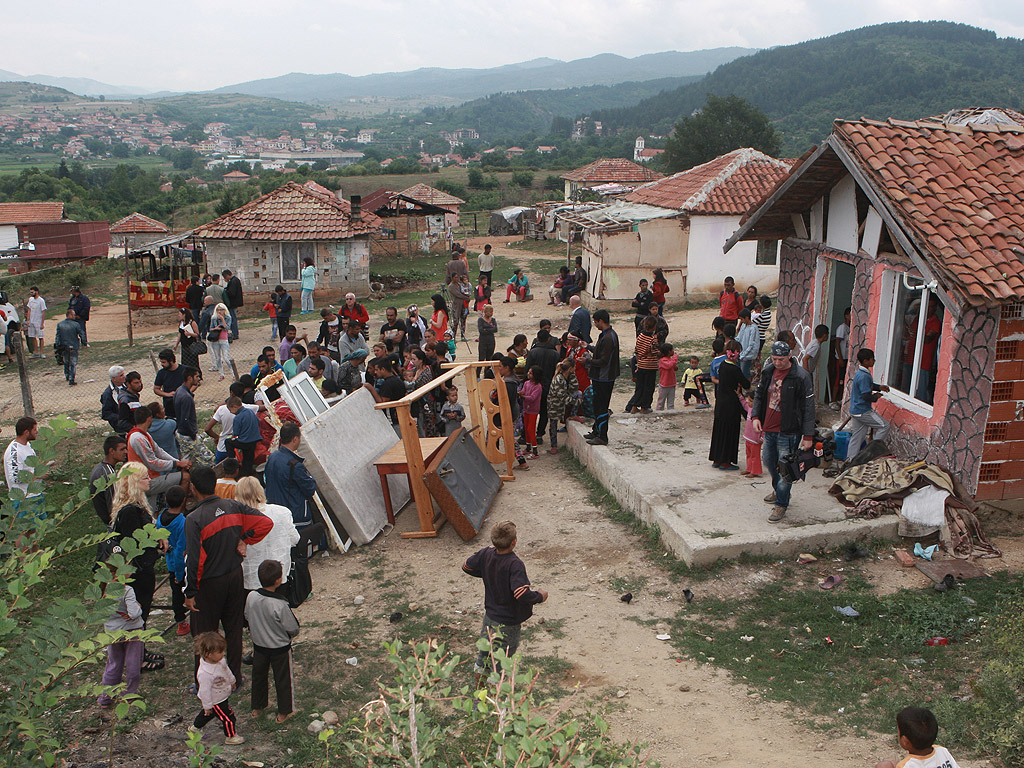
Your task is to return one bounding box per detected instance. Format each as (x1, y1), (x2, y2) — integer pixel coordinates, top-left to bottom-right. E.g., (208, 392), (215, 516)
(123, 240), (134, 346)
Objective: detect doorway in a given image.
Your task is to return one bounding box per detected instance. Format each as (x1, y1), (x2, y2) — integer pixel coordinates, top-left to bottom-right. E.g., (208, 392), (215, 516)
(822, 259), (855, 404)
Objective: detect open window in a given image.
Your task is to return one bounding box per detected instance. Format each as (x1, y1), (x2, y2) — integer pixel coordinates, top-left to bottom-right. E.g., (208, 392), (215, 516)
(875, 270), (943, 410)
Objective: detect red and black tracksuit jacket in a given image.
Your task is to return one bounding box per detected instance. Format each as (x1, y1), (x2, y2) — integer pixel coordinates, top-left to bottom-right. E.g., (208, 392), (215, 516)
(183, 496), (273, 599)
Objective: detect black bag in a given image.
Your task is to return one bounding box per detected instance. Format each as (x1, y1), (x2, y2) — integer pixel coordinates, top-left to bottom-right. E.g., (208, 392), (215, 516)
(778, 449), (820, 483)
(281, 544), (312, 608)
(93, 532), (123, 573)
(187, 338), (207, 355)
(207, 329), (221, 342)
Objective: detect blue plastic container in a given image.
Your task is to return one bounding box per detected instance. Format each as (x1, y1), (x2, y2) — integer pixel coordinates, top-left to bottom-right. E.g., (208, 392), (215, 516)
(834, 430), (851, 461)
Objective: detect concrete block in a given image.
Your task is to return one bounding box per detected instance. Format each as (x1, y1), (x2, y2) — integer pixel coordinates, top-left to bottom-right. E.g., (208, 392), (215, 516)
(297, 387), (406, 545)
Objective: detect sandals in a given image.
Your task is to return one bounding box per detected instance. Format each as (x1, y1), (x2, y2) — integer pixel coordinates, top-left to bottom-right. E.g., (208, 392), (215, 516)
(818, 575), (844, 590)
(141, 656), (165, 672)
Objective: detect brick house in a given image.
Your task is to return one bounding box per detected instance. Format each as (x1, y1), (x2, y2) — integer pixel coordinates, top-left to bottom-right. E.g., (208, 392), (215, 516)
(110, 211), (170, 250)
(195, 181), (382, 298)
(727, 109), (1024, 500)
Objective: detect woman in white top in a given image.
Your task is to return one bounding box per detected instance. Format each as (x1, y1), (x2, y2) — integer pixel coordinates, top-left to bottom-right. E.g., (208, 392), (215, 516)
(235, 476), (300, 591)
(209, 303), (232, 381)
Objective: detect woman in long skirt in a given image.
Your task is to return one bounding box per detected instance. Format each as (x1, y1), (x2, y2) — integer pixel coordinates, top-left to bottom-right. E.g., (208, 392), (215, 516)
(708, 342), (750, 471)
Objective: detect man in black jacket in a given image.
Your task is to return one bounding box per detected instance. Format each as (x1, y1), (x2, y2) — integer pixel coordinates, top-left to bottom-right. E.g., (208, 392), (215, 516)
(184, 465), (272, 682)
(274, 285), (292, 341)
(185, 276), (205, 321)
(751, 341), (816, 523)
(585, 309), (619, 446)
(116, 371), (145, 435)
(526, 329), (559, 443)
(222, 270), (244, 340)
(101, 365), (126, 430)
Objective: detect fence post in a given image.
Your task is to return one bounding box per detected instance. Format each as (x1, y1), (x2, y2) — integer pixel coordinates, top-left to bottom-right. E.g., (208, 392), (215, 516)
(13, 334), (34, 417)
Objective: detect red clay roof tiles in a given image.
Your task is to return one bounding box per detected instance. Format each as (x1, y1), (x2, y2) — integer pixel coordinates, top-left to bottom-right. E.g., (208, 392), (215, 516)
(110, 212), (169, 235)
(834, 116), (1024, 305)
(560, 157), (663, 184)
(195, 181), (381, 241)
(0, 202), (64, 224)
(623, 148), (793, 215)
(392, 183), (465, 208)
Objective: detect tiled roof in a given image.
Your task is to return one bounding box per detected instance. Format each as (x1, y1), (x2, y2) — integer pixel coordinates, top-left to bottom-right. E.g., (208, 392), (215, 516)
(393, 183), (465, 207)
(110, 211), (169, 235)
(833, 116), (1024, 305)
(0, 202), (64, 225)
(361, 187), (395, 213)
(195, 181), (382, 241)
(560, 157), (664, 184)
(624, 149), (793, 215)
(223, 170), (250, 179)
(301, 180), (334, 197)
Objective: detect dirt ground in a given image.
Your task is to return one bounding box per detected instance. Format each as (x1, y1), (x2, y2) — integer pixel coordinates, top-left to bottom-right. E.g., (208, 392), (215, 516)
(20, 242), (1008, 765)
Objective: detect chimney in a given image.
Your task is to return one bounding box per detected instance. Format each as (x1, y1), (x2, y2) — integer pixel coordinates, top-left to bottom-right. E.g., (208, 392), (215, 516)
(350, 195), (362, 222)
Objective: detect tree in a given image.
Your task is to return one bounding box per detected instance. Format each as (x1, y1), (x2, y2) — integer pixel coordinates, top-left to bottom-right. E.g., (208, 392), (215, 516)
(510, 170), (534, 188)
(663, 94), (781, 173)
(467, 168), (485, 188)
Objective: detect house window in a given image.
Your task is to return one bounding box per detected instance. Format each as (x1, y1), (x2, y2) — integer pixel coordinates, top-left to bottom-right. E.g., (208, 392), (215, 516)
(755, 239), (778, 265)
(877, 271), (944, 407)
(280, 242), (315, 282)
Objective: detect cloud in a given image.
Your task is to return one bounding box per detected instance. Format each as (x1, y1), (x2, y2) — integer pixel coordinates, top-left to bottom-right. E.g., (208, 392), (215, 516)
(1, 0), (1022, 91)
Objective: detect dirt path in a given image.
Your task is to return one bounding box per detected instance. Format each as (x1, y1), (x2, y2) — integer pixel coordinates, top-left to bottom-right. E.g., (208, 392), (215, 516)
(309, 452), (894, 767)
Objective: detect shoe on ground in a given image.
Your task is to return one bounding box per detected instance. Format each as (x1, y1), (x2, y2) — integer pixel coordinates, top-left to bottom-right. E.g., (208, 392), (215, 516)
(586, 437), (608, 446)
(548, 447), (558, 455)
(224, 735), (245, 745)
(695, 403), (711, 410)
(763, 491), (777, 503)
(176, 621), (191, 636)
(768, 505), (787, 523)
(187, 724), (201, 733)
(242, 652), (253, 665)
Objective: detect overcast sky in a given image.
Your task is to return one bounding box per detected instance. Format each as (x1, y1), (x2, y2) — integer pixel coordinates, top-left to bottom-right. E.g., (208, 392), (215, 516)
(3, 0), (1023, 92)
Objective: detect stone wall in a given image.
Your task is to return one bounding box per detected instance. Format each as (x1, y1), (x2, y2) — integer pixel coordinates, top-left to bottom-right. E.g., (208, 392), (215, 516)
(203, 237), (372, 299)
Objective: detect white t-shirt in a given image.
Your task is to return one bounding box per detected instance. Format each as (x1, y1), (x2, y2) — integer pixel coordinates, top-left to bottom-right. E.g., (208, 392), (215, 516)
(835, 322), (850, 359)
(803, 337), (821, 368)
(896, 745), (961, 768)
(4, 440), (38, 498)
(211, 403), (260, 452)
(26, 296), (46, 328)
(478, 251), (494, 273)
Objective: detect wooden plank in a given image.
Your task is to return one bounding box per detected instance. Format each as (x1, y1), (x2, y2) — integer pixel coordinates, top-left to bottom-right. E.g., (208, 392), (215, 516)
(374, 363), (469, 408)
(463, 368), (486, 454)
(861, 206), (883, 258)
(810, 197), (825, 242)
(394, 402), (440, 538)
(826, 174), (858, 253)
(791, 213), (809, 240)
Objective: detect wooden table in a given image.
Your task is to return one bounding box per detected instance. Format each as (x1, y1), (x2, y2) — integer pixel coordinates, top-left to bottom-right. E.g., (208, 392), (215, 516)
(373, 437), (448, 524)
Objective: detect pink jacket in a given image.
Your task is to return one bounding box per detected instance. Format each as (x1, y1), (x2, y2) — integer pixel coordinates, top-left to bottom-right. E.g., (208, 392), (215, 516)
(658, 354), (678, 388)
(741, 397), (762, 444)
(518, 379), (543, 415)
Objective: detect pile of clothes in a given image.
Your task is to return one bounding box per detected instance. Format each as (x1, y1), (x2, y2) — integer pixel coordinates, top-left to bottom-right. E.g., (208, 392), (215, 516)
(829, 454), (1001, 560)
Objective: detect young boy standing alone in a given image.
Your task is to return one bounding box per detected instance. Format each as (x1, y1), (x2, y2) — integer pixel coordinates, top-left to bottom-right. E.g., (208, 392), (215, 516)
(245, 559), (300, 723)
(462, 521), (547, 678)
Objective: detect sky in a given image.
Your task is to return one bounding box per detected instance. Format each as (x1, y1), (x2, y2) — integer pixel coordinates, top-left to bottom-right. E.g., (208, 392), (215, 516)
(3, 0), (1024, 92)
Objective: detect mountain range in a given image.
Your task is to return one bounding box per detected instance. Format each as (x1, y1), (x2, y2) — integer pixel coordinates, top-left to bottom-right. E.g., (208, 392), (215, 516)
(0, 68), (152, 98)
(209, 49), (756, 103)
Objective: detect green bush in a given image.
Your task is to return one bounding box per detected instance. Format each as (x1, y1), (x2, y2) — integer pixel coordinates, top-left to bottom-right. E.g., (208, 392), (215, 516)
(967, 597), (1024, 766)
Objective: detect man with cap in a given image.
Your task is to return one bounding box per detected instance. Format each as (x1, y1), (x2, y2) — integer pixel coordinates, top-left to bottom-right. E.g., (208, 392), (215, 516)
(750, 341), (815, 523)
(68, 286), (91, 346)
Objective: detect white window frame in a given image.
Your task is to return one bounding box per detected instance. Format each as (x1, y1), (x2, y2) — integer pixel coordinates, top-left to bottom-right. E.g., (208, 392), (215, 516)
(873, 269), (936, 417)
(279, 242), (315, 283)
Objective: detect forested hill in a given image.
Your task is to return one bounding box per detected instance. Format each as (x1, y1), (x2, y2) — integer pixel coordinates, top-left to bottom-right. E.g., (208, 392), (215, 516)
(592, 21), (1024, 153)
(420, 77), (702, 139)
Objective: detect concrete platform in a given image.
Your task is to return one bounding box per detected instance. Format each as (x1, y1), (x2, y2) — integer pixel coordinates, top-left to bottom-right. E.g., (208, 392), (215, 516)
(566, 409), (898, 566)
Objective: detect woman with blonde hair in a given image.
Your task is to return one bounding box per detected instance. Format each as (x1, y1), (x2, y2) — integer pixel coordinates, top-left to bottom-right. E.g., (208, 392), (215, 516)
(209, 302), (232, 381)
(235, 476), (300, 592)
(111, 462), (165, 671)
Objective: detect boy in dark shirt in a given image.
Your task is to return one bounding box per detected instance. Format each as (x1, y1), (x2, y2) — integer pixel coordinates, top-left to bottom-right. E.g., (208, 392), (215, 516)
(462, 520), (547, 680)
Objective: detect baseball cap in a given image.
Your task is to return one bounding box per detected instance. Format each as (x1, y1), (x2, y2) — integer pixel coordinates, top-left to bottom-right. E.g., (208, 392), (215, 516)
(770, 341), (791, 357)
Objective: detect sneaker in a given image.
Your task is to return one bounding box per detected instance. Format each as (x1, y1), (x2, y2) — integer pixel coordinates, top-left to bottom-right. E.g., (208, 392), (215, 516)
(586, 437), (608, 446)
(224, 735), (246, 745)
(187, 725), (201, 734)
(768, 505), (787, 523)
(176, 621), (191, 636)
(763, 491), (777, 504)
(695, 403), (711, 410)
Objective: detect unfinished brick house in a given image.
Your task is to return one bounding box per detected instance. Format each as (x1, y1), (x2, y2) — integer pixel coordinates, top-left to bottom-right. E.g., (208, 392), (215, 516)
(196, 181), (381, 298)
(110, 211), (170, 250)
(727, 108), (1024, 501)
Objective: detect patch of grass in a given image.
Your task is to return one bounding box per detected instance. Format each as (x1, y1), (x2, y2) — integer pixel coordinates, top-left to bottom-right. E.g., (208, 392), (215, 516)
(668, 570), (1024, 753)
(608, 574), (649, 594)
